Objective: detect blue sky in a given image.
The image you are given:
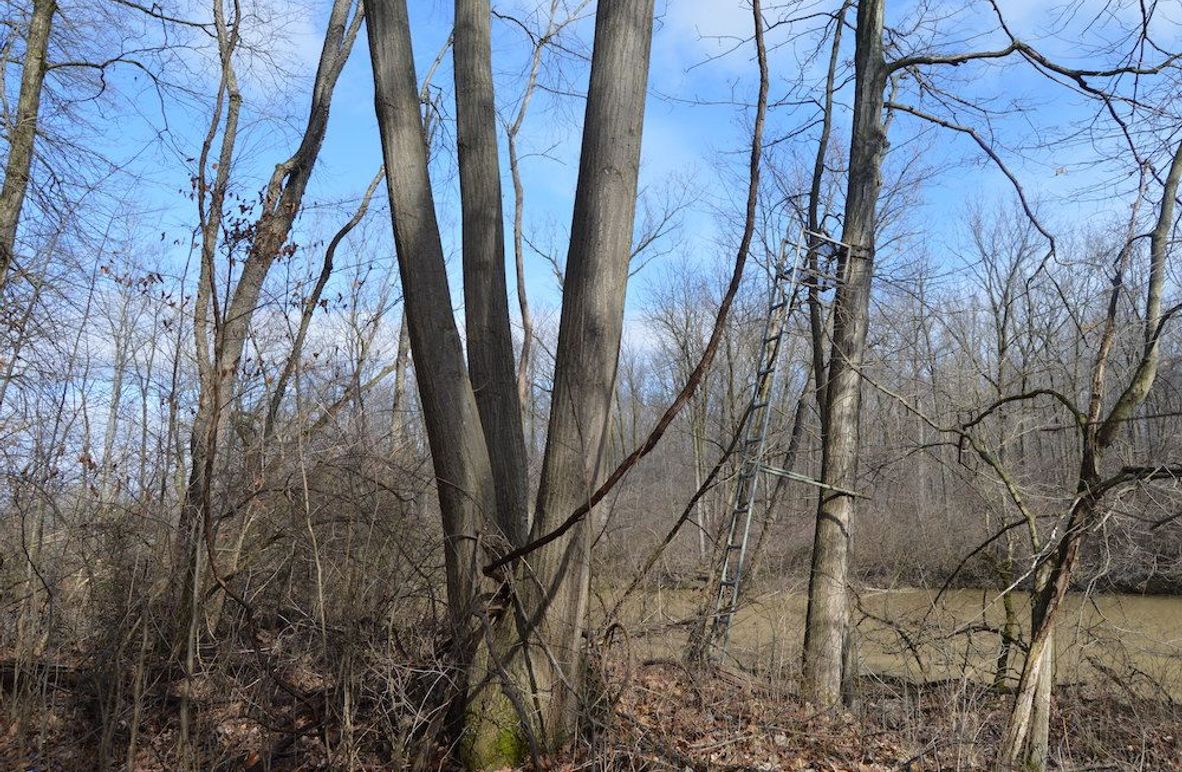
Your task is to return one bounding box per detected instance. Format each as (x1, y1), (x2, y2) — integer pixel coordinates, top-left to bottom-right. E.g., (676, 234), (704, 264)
(54, 0), (1182, 338)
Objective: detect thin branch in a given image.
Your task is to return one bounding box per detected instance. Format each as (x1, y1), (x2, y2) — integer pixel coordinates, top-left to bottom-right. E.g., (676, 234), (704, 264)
(885, 101), (1056, 255)
(887, 42), (1018, 74)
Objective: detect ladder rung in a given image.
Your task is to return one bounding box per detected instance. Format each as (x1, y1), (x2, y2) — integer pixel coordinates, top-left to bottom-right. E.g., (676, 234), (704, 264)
(726, 543), (743, 551)
(719, 579), (736, 587)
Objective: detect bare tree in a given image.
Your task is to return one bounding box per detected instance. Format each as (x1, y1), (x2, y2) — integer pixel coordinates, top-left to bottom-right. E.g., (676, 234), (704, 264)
(0, 0), (55, 289)
(998, 141), (1182, 768)
(800, 0), (1070, 709)
(802, 0), (889, 708)
(368, 0), (655, 763)
(172, 1), (363, 747)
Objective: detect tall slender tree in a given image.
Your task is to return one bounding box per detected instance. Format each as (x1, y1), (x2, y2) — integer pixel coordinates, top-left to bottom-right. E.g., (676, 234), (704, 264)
(454, 0), (530, 548)
(802, 0), (889, 708)
(0, 0), (56, 290)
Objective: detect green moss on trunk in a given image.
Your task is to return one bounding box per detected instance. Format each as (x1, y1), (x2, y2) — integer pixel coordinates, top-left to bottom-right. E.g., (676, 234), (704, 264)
(460, 687), (528, 769)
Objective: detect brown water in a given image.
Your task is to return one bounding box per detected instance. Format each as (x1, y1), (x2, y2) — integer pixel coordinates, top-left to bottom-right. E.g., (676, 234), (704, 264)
(615, 586), (1182, 699)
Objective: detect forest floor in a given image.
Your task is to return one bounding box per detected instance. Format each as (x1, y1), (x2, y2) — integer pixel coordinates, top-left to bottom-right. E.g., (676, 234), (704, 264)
(2, 647), (1181, 770)
(2, 586), (1181, 769)
(580, 657), (1182, 770)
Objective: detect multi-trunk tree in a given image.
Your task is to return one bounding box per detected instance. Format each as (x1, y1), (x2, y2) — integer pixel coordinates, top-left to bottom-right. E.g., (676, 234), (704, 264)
(367, 0), (654, 764)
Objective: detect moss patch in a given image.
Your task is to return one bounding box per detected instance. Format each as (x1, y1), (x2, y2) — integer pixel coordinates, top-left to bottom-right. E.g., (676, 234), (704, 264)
(460, 688), (529, 769)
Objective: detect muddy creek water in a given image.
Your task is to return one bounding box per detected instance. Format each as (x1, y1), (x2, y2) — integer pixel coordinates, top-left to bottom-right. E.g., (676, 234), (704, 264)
(619, 587), (1182, 698)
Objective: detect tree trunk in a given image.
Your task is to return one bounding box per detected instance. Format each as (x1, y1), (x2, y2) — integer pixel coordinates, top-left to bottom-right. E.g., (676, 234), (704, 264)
(368, 0), (496, 627)
(0, 0), (55, 290)
(462, 0), (654, 764)
(1000, 548), (1073, 770)
(802, 0), (888, 709)
(454, 0), (530, 549)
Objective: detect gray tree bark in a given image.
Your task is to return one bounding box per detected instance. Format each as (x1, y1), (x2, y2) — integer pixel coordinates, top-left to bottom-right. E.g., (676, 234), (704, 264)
(802, 0), (888, 709)
(0, 0), (55, 289)
(367, 0), (496, 625)
(454, 0), (530, 549)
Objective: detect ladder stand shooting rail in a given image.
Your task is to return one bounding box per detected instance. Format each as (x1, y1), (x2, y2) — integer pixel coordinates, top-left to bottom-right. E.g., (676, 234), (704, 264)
(707, 230), (853, 663)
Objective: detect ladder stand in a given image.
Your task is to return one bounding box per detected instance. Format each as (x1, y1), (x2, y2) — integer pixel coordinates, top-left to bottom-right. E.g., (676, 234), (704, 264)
(707, 230), (856, 662)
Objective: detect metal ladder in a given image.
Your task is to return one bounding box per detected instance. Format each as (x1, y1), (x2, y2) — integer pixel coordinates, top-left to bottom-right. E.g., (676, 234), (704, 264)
(708, 239), (807, 660)
(704, 230), (862, 662)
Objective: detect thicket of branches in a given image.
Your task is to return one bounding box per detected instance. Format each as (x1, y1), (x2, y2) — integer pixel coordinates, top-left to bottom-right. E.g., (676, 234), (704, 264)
(1, 0), (1181, 769)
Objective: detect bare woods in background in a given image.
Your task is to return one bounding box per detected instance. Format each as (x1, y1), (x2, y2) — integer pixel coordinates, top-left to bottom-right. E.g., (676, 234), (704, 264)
(2, 0), (1182, 769)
